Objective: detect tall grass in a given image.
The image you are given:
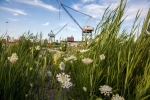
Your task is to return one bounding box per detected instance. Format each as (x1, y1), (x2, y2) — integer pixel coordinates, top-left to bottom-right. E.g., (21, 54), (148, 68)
(0, 0), (150, 100)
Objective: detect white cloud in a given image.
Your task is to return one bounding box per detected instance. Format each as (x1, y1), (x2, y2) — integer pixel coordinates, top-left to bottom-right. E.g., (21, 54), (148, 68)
(83, 4), (106, 18)
(59, 23), (68, 26)
(8, 18), (19, 21)
(15, 0), (58, 12)
(14, 13), (18, 16)
(42, 22), (49, 26)
(72, 4), (81, 10)
(66, 27), (77, 31)
(82, 0), (94, 3)
(125, 2), (150, 21)
(0, 7), (27, 15)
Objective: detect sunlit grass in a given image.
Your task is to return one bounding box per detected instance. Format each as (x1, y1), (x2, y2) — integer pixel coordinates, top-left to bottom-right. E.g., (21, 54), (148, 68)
(0, 0), (150, 100)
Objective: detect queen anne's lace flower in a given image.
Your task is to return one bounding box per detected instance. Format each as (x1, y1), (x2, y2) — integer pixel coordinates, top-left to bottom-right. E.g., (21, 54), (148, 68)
(8, 53), (18, 63)
(56, 73), (72, 88)
(82, 58), (93, 64)
(83, 87), (87, 92)
(112, 94), (125, 100)
(59, 61), (65, 70)
(79, 49), (89, 53)
(62, 81), (72, 88)
(99, 85), (112, 96)
(100, 54), (105, 60)
(70, 55), (77, 60)
(64, 55), (77, 61)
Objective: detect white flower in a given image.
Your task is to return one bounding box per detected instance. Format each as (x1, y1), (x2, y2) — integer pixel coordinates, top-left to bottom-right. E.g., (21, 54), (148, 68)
(30, 83), (33, 87)
(83, 87), (87, 92)
(64, 55), (77, 61)
(62, 81), (72, 88)
(64, 57), (71, 61)
(112, 94), (125, 100)
(82, 58), (93, 64)
(35, 45), (40, 50)
(70, 55), (77, 60)
(59, 62), (65, 70)
(30, 67), (33, 70)
(39, 55), (42, 58)
(48, 49), (57, 52)
(70, 60), (73, 63)
(46, 71), (52, 77)
(56, 73), (72, 88)
(8, 53), (18, 63)
(99, 85), (112, 96)
(100, 54), (105, 60)
(79, 49), (89, 53)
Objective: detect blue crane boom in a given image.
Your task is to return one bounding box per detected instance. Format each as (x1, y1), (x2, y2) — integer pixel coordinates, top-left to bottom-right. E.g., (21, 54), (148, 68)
(56, 0), (92, 31)
(49, 23), (68, 37)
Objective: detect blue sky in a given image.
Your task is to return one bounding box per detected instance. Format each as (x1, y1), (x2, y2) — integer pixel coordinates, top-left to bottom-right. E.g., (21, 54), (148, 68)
(0, 0), (150, 41)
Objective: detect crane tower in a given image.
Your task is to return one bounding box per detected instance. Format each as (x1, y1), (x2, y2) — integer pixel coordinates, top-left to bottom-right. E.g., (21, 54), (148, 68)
(56, 0), (94, 41)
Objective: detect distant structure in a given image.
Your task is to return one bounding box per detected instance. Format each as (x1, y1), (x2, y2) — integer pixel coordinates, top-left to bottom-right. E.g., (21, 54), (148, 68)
(48, 23), (68, 43)
(56, 0), (94, 41)
(67, 36), (74, 42)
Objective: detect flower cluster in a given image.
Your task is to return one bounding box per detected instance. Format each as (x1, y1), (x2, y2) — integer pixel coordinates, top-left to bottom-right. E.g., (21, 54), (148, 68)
(79, 49), (89, 53)
(83, 87), (87, 92)
(100, 54), (105, 60)
(112, 94), (125, 100)
(59, 61), (65, 70)
(8, 53), (18, 63)
(82, 58), (93, 64)
(64, 55), (77, 61)
(99, 85), (125, 99)
(99, 85), (112, 96)
(56, 73), (72, 88)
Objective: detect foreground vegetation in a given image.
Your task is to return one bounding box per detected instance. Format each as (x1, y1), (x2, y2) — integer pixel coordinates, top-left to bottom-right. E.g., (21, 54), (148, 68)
(0, 0), (150, 100)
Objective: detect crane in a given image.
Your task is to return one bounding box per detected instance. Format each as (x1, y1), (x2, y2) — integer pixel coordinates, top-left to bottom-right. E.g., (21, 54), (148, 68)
(48, 23), (68, 43)
(56, 0), (94, 41)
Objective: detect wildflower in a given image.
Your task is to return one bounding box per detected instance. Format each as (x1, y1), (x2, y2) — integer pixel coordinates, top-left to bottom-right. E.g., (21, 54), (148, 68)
(39, 54), (42, 58)
(8, 53), (18, 63)
(35, 45), (40, 50)
(56, 73), (72, 88)
(100, 54), (105, 60)
(62, 81), (73, 88)
(70, 55), (77, 60)
(83, 87), (87, 92)
(112, 94), (125, 100)
(30, 83), (33, 87)
(82, 58), (93, 64)
(99, 85), (112, 96)
(25, 94), (28, 97)
(79, 49), (89, 53)
(48, 49), (57, 52)
(30, 67), (33, 70)
(59, 61), (65, 70)
(70, 60), (73, 63)
(64, 55), (77, 61)
(64, 57), (70, 61)
(46, 71), (52, 77)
